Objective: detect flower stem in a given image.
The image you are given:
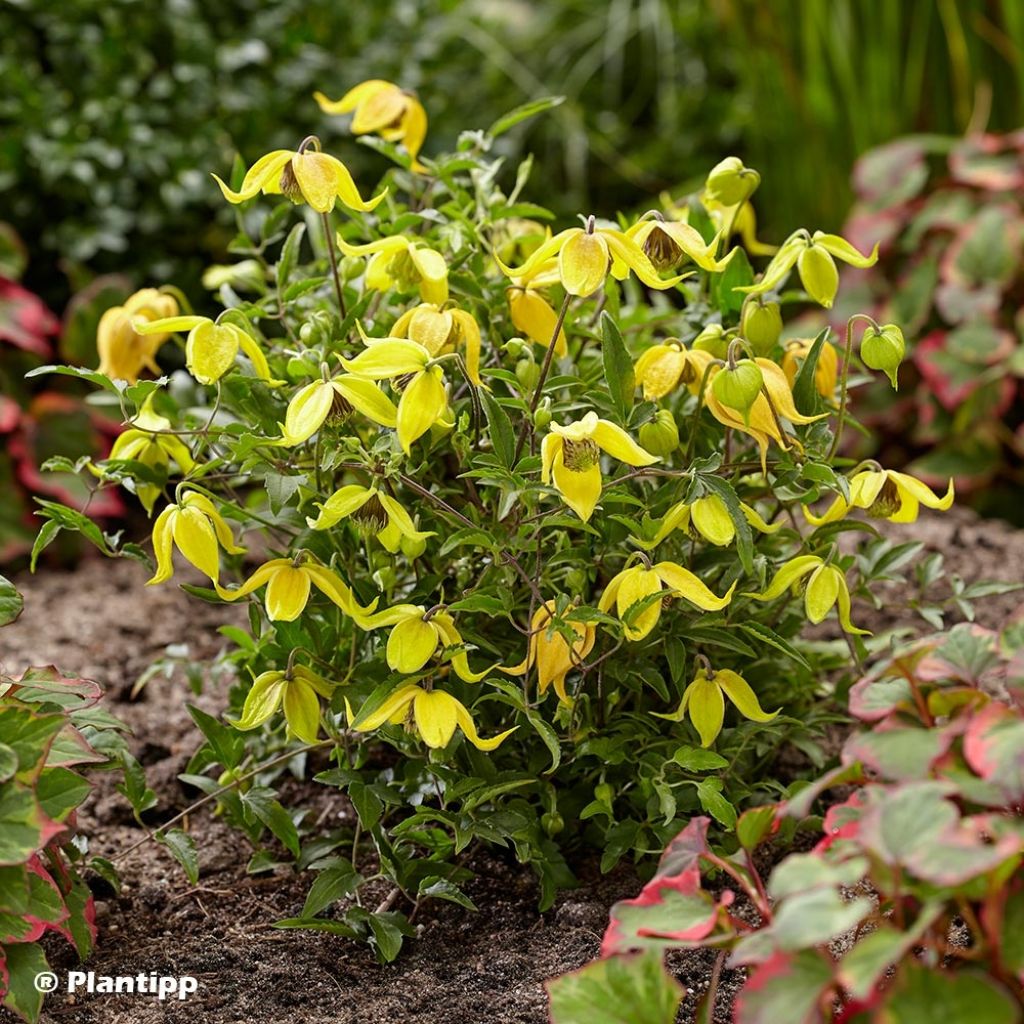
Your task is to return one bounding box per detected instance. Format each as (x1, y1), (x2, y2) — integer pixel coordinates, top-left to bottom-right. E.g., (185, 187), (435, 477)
(828, 313), (874, 460)
(321, 212), (347, 321)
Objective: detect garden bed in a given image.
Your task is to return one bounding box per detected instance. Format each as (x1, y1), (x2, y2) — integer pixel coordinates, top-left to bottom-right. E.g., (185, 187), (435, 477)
(2, 506), (1021, 1024)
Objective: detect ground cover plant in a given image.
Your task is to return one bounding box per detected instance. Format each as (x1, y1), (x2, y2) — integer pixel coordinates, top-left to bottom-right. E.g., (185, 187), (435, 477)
(24, 83), (956, 977)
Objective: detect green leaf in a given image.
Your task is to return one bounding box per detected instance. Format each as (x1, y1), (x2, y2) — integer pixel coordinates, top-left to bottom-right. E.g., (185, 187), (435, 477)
(187, 704), (244, 771)
(0, 575), (23, 626)
(24, 363), (117, 392)
(671, 746), (728, 772)
(156, 829), (199, 885)
(33, 500), (112, 555)
(734, 950), (833, 1024)
(714, 245), (754, 315)
(695, 778), (736, 828)
(736, 622), (811, 670)
(242, 787), (301, 859)
(881, 962), (1019, 1024)
(737, 804), (777, 851)
(277, 223), (305, 286)
(481, 390), (516, 470)
(302, 864), (362, 918)
(2, 941), (50, 1022)
(0, 783), (48, 865)
(35, 766), (90, 821)
(488, 95), (565, 138)
(700, 475), (753, 574)
(791, 328), (830, 416)
(29, 519), (62, 572)
(418, 876), (477, 911)
(601, 311), (635, 422)
(0, 743), (17, 783)
(368, 911), (411, 963)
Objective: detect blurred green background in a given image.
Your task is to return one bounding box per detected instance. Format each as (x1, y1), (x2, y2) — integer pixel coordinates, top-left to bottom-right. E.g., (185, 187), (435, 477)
(3, 0), (1024, 307)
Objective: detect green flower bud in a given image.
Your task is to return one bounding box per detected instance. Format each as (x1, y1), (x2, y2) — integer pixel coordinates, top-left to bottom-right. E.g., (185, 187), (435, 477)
(516, 357), (541, 392)
(534, 399), (553, 430)
(861, 323), (905, 390)
(638, 409), (680, 456)
(541, 811), (564, 837)
(712, 361), (764, 424)
(741, 299), (783, 356)
(797, 244), (839, 308)
(339, 256), (363, 282)
(400, 534), (427, 560)
(692, 323), (729, 360)
(705, 157), (760, 207)
(594, 783), (615, 805)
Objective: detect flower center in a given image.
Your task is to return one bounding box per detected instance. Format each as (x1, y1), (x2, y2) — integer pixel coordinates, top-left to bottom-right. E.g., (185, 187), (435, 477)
(867, 478), (902, 519)
(279, 160), (304, 204)
(643, 226), (682, 270)
(389, 250), (420, 291)
(561, 438), (599, 472)
(352, 494), (388, 533)
(329, 391), (353, 422)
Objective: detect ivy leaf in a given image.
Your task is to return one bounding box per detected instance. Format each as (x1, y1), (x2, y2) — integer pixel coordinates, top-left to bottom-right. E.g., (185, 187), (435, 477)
(601, 311), (635, 422)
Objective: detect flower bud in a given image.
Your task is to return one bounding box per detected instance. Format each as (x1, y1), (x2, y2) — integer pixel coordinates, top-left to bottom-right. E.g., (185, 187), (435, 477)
(692, 323), (728, 360)
(339, 256), (363, 282)
(797, 244), (839, 308)
(860, 323), (905, 390)
(400, 534), (427, 560)
(541, 811), (565, 837)
(740, 299), (782, 356)
(638, 409), (680, 456)
(712, 361), (764, 424)
(594, 783), (615, 805)
(705, 157), (760, 207)
(516, 357), (540, 392)
(534, 399), (552, 430)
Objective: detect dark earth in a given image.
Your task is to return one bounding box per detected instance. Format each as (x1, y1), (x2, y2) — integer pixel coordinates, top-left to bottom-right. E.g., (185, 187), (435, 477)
(1, 507), (1022, 1024)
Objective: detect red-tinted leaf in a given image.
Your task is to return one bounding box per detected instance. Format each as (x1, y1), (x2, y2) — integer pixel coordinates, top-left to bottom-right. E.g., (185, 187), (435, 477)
(964, 702), (1024, 802)
(950, 134), (1024, 191)
(880, 960), (1020, 1023)
(0, 277), (57, 357)
(842, 724), (953, 782)
(734, 949), (834, 1024)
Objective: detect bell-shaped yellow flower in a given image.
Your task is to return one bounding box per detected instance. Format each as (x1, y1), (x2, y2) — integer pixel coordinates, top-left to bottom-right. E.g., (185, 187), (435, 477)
(274, 376), (398, 446)
(623, 215), (733, 273)
(633, 495), (781, 550)
(598, 561), (736, 642)
(654, 666), (778, 747)
(391, 302), (484, 387)
(541, 412), (659, 522)
(804, 469), (954, 527)
(212, 144), (385, 214)
(315, 80), (428, 173)
(148, 490), (245, 586)
(353, 684), (516, 751)
(501, 600), (596, 703)
(359, 605), (492, 682)
(97, 288), (179, 383)
(307, 484), (434, 553)
(506, 285), (568, 357)
(781, 338), (839, 400)
(215, 557), (377, 623)
(134, 315), (281, 388)
(634, 340), (714, 400)
(231, 666), (334, 745)
(743, 555), (868, 635)
(497, 221), (684, 297)
(340, 337), (449, 454)
(336, 234), (448, 305)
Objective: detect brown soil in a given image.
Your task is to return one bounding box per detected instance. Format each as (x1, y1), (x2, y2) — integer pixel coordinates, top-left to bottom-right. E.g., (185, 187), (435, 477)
(1, 506), (1021, 1024)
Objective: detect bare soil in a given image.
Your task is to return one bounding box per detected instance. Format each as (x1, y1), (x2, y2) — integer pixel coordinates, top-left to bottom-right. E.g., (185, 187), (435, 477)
(1, 506), (1021, 1024)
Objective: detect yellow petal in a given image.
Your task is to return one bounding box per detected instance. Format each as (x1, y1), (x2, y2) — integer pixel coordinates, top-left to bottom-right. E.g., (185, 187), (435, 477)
(433, 613), (491, 683)
(616, 566), (662, 641)
(400, 97), (429, 171)
(590, 419), (659, 467)
(212, 151), (292, 204)
(333, 376), (399, 428)
(265, 565), (312, 622)
(397, 367), (447, 454)
(282, 678), (321, 743)
(182, 492), (245, 554)
(386, 614), (439, 674)
(686, 673), (725, 748)
(412, 689), (459, 748)
(146, 505), (177, 585)
(237, 331), (282, 386)
(446, 692), (517, 751)
(603, 231), (684, 290)
(559, 230), (607, 297)
(377, 493), (435, 543)
(635, 344), (687, 400)
(352, 683), (418, 731)
(654, 561), (735, 611)
(350, 83), (406, 133)
(743, 555), (822, 601)
(314, 80), (392, 115)
(232, 671), (287, 730)
(409, 247), (449, 304)
(305, 564), (377, 617)
(890, 473), (954, 515)
(834, 570), (871, 636)
(551, 452), (602, 522)
(186, 322), (240, 385)
(691, 495), (734, 547)
(715, 669), (778, 724)
(307, 484), (374, 530)
(214, 559), (284, 602)
(450, 310), (483, 386)
(804, 565), (839, 625)
(341, 339), (430, 378)
(172, 505), (221, 582)
(508, 288), (567, 356)
(277, 381), (335, 446)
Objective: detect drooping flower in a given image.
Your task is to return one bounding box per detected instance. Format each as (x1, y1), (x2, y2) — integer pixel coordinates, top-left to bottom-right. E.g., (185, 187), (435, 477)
(315, 81), (428, 172)
(231, 666), (334, 744)
(743, 555), (868, 635)
(390, 302), (484, 386)
(134, 315), (281, 387)
(501, 601), (596, 703)
(148, 491), (245, 586)
(634, 341), (714, 401)
(598, 561), (736, 642)
(336, 235), (448, 305)
(212, 143), (385, 214)
(274, 375), (398, 446)
(654, 666), (777, 747)
(781, 338), (839, 400)
(215, 557), (377, 623)
(541, 412), (659, 522)
(803, 468), (954, 527)
(306, 484), (434, 553)
(506, 284), (568, 356)
(97, 288), (179, 383)
(622, 214), (732, 273)
(632, 494), (782, 550)
(352, 684), (516, 751)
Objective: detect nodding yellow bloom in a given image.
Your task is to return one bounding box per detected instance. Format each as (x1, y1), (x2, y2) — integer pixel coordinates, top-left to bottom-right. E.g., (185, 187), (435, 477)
(340, 337), (449, 454)
(501, 601), (596, 703)
(541, 412), (659, 523)
(231, 666), (334, 745)
(148, 491), (245, 586)
(497, 220), (684, 297)
(804, 469), (954, 527)
(97, 288), (179, 383)
(134, 315), (281, 387)
(654, 666), (778, 748)
(634, 340), (714, 400)
(737, 230), (878, 309)
(274, 376), (398, 447)
(359, 605), (492, 682)
(97, 395), (195, 513)
(781, 338), (839, 400)
(622, 215), (733, 273)
(307, 484), (434, 553)
(215, 557), (377, 623)
(391, 303), (484, 387)
(633, 495), (781, 550)
(743, 555), (868, 635)
(352, 684), (516, 751)
(703, 358), (825, 471)
(315, 80), (428, 173)
(212, 144), (385, 214)
(506, 284), (568, 357)
(336, 234), (448, 305)
(598, 561), (736, 642)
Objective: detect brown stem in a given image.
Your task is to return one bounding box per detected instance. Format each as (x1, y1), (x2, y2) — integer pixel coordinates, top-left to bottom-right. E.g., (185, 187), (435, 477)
(321, 212), (347, 320)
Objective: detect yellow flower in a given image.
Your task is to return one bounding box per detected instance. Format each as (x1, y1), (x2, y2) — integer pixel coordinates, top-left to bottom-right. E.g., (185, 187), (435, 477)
(231, 666), (334, 745)
(501, 601), (596, 703)
(598, 561), (735, 642)
(315, 80), (428, 173)
(391, 302), (484, 387)
(340, 337), (450, 454)
(622, 215), (733, 273)
(306, 484), (434, 553)
(148, 491), (245, 586)
(634, 340), (714, 400)
(654, 666), (778, 748)
(743, 555), (868, 635)
(212, 144), (385, 214)
(97, 395), (195, 513)
(541, 412), (659, 522)
(781, 338), (839, 400)
(97, 288), (179, 383)
(497, 221), (684, 297)
(352, 684), (516, 751)
(336, 235), (448, 305)
(274, 376), (398, 446)
(633, 495), (781, 550)
(804, 469), (954, 527)
(506, 285), (568, 357)
(359, 605), (492, 682)
(215, 557), (378, 623)
(134, 315), (281, 387)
